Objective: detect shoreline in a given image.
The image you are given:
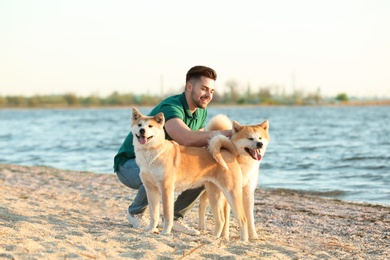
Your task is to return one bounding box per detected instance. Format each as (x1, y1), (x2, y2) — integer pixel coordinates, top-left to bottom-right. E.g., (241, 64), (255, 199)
(1, 164), (389, 259)
(259, 187), (390, 208)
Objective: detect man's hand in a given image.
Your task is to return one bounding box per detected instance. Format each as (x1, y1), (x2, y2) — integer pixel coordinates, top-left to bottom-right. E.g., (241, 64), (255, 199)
(165, 118), (232, 147)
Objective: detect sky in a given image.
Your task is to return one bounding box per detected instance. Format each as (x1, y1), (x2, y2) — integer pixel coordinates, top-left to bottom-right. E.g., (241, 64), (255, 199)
(1, 0), (389, 98)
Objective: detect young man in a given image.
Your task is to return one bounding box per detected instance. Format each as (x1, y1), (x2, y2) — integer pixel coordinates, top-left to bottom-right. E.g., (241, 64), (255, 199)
(113, 65), (232, 235)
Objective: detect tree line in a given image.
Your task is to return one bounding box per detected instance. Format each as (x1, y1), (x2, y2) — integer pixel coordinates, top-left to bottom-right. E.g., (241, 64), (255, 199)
(0, 86), (350, 108)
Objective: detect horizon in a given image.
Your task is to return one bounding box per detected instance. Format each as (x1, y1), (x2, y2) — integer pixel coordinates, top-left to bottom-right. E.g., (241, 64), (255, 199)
(1, 0), (389, 99)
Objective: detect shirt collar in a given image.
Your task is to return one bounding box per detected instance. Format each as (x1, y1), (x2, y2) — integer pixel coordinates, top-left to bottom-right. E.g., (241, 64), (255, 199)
(180, 92), (197, 118)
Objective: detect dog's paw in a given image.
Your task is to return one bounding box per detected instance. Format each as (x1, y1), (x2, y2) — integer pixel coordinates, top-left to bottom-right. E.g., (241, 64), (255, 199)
(161, 229), (172, 236)
(144, 226), (159, 234)
(198, 223), (207, 231)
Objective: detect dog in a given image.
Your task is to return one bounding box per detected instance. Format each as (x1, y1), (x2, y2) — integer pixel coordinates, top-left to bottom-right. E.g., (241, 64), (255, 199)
(199, 118), (270, 240)
(131, 107), (260, 241)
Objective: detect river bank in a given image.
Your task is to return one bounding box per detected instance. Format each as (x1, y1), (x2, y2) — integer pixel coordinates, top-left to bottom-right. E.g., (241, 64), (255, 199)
(1, 164), (389, 259)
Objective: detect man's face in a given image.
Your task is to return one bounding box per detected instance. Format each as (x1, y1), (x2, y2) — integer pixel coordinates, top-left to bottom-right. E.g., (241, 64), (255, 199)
(189, 76), (215, 109)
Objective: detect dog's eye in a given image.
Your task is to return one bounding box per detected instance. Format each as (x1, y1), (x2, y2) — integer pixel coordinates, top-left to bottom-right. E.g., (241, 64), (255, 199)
(248, 138), (254, 141)
(148, 125), (153, 128)
(138, 123), (142, 127)
(259, 137), (262, 140)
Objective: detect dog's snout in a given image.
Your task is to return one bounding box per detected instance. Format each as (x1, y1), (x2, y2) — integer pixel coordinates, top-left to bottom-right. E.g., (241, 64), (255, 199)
(140, 128), (145, 135)
(257, 142), (263, 149)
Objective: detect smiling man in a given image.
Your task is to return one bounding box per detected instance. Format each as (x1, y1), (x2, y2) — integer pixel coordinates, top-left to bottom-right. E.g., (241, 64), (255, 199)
(114, 65), (232, 235)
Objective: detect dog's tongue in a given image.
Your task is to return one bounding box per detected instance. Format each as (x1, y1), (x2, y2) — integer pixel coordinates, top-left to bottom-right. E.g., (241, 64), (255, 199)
(138, 136), (147, 145)
(251, 149), (262, 161)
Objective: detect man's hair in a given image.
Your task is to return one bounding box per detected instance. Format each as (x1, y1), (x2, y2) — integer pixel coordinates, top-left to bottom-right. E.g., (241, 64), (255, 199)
(186, 66), (217, 83)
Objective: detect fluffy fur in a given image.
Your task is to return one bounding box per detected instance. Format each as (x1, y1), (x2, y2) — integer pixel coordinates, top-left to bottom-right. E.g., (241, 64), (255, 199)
(132, 108), (243, 240)
(131, 107), (270, 241)
(199, 118), (270, 240)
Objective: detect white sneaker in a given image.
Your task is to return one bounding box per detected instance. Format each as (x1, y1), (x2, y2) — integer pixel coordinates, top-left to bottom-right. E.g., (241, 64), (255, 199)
(172, 218), (200, 236)
(126, 210), (148, 228)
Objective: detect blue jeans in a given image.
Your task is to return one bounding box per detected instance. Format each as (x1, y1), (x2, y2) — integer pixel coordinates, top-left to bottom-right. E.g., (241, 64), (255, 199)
(116, 158), (205, 219)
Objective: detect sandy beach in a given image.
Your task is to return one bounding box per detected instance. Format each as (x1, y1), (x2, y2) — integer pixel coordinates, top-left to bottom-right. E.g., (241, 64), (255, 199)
(1, 164), (389, 259)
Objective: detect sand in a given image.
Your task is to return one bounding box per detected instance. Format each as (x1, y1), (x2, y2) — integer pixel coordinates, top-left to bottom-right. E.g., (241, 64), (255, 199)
(0, 164), (389, 259)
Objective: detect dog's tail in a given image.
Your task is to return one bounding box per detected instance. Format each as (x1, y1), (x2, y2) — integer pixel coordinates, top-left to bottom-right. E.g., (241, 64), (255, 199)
(208, 135), (237, 170)
(205, 114), (235, 170)
(205, 114), (231, 131)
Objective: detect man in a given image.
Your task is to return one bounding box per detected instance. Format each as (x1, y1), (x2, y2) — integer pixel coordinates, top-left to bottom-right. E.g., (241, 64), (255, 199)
(113, 65), (232, 235)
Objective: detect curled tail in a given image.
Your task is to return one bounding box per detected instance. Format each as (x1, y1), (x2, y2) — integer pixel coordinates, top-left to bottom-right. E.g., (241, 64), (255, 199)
(205, 114), (235, 170)
(205, 114), (231, 131)
(208, 135), (237, 170)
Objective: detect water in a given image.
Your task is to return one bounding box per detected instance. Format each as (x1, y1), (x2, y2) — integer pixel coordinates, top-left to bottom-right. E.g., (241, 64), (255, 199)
(1, 106), (389, 205)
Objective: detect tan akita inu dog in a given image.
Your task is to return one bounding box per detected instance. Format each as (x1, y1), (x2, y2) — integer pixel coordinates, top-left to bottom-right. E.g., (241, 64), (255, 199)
(131, 107), (269, 241)
(199, 118), (270, 240)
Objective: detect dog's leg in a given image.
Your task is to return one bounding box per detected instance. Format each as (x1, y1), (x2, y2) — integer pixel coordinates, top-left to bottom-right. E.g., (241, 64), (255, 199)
(217, 171), (249, 242)
(198, 190), (209, 231)
(216, 168), (248, 241)
(205, 183), (227, 238)
(225, 190), (248, 241)
(221, 198), (230, 240)
(243, 184), (258, 239)
(161, 183), (175, 235)
(141, 176), (160, 233)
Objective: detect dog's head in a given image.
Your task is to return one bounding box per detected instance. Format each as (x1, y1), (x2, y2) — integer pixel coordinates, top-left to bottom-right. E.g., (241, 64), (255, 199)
(231, 120), (270, 161)
(131, 107), (165, 147)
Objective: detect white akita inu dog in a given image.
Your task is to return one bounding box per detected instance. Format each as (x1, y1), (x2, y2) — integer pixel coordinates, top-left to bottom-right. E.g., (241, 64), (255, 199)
(131, 107), (269, 241)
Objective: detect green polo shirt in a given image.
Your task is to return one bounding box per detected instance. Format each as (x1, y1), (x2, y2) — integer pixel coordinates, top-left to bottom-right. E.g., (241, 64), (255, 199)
(113, 92), (207, 172)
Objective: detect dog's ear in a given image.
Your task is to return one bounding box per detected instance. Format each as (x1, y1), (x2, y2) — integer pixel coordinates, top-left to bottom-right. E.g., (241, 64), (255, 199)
(259, 120), (269, 133)
(154, 112), (165, 125)
(132, 107), (141, 121)
(232, 121), (243, 133)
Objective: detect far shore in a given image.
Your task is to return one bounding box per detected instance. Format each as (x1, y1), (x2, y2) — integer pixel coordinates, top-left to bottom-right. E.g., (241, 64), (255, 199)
(1, 98), (390, 110)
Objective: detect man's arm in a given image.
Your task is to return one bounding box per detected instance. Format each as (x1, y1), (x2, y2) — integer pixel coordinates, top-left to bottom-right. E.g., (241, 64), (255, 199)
(165, 118), (232, 147)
